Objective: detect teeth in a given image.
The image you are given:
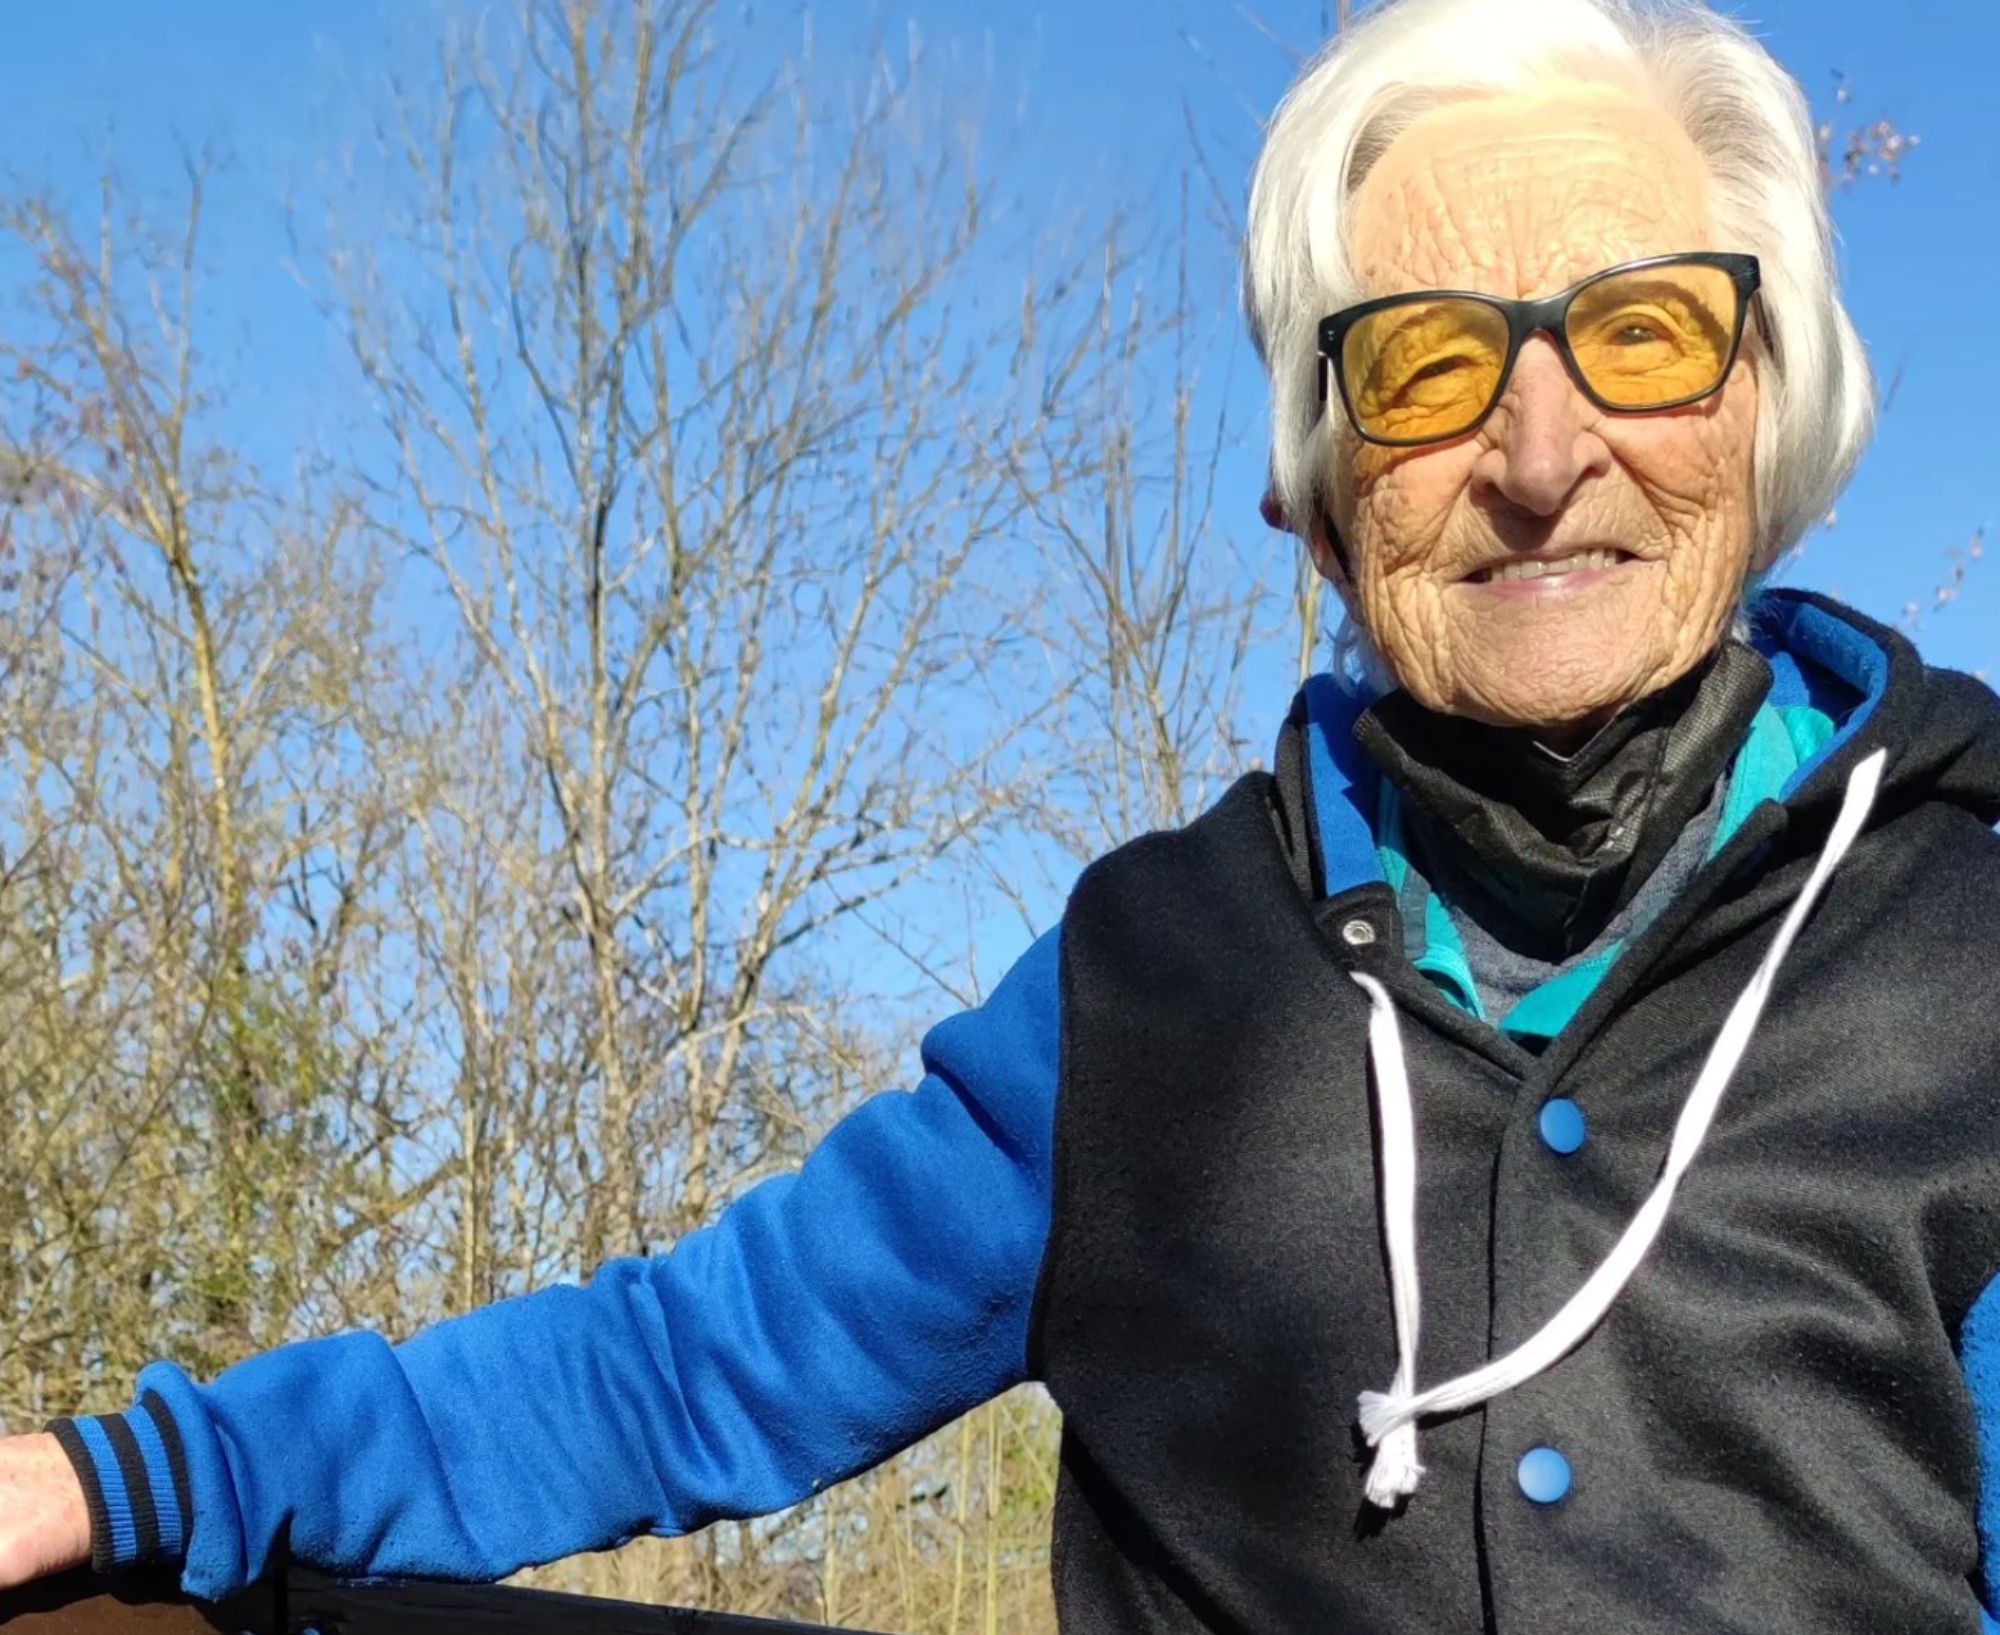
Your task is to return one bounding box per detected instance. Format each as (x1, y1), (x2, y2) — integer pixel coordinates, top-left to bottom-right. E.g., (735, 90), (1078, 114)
(1481, 548), (1627, 583)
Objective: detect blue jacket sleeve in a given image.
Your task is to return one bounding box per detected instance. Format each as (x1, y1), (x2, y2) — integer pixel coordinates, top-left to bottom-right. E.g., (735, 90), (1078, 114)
(1957, 1269), (2000, 1630)
(48, 928), (1062, 1601)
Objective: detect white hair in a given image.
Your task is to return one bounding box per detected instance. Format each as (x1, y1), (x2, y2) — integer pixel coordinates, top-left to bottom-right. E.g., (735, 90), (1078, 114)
(1245, 0), (1875, 574)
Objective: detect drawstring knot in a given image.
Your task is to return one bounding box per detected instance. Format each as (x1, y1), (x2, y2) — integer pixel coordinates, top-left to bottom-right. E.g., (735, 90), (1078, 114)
(1357, 1393), (1423, 1506)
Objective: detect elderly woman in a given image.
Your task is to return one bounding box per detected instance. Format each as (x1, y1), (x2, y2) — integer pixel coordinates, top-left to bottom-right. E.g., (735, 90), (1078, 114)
(5, 0), (1999, 1629)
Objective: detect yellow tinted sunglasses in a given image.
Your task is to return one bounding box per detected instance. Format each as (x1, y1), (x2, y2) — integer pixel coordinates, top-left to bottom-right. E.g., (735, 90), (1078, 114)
(1317, 251), (1764, 448)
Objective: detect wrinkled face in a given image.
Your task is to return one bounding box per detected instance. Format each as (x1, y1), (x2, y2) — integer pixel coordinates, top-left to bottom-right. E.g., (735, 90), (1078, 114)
(1322, 88), (1760, 740)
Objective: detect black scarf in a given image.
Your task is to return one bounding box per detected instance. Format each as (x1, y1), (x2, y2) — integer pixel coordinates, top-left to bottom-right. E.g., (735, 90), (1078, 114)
(1353, 642), (1773, 960)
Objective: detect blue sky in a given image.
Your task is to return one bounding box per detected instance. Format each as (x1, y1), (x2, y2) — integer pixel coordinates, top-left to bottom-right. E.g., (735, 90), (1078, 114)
(4, 0), (1993, 684)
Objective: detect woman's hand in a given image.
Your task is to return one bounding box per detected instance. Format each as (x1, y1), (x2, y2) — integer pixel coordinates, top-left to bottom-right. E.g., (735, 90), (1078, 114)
(0, 1432), (91, 1589)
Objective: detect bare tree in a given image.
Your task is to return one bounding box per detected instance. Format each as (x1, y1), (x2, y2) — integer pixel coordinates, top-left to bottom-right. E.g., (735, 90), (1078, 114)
(303, 0), (1113, 1620)
(317, 0), (1104, 1271)
(1008, 196), (1275, 870)
(0, 179), (436, 1406)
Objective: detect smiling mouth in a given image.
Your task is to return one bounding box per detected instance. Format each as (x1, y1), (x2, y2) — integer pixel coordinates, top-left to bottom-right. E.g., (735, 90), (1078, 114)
(1467, 547), (1636, 585)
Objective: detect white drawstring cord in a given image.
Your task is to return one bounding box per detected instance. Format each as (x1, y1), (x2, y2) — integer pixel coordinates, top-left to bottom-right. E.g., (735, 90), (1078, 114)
(1351, 747), (1887, 1507)
(1355, 966), (1425, 1505)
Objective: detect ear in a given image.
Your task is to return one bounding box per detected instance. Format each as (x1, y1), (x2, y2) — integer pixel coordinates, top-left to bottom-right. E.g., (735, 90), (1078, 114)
(1265, 479), (1358, 599)
(1259, 486), (1292, 534)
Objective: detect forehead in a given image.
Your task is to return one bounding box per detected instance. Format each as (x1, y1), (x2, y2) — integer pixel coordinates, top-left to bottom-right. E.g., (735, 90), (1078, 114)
(1347, 88), (1712, 301)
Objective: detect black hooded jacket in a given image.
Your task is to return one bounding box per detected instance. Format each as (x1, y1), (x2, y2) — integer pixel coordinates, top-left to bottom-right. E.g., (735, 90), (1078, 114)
(1032, 591), (2000, 1632)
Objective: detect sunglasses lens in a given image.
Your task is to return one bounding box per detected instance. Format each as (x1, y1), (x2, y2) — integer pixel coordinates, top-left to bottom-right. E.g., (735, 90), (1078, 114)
(1565, 262), (1740, 409)
(1341, 298), (1510, 444)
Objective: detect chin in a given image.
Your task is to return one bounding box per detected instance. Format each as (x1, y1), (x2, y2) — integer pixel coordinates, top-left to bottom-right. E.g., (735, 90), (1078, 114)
(1438, 635), (1664, 735)
(1429, 575), (1693, 731)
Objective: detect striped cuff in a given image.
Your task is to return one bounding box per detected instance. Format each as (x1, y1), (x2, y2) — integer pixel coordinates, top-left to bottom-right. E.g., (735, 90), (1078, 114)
(46, 1389), (194, 1575)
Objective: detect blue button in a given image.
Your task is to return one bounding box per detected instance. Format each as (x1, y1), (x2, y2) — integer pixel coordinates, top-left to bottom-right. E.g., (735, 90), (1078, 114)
(1517, 1445), (1572, 1504)
(1539, 1098), (1587, 1154)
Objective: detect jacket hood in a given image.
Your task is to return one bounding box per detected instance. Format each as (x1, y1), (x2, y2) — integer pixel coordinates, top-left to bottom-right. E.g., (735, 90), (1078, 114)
(1273, 587), (2000, 903)
(1760, 590), (2000, 827)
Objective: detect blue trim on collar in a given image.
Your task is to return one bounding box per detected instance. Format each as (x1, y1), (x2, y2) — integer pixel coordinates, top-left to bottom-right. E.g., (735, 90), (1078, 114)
(1302, 673), (1386, 897)
(1500, 940), (1624, 1041)
(1747, 591), (1889, 797)
(1376, 779), (1483, 1017)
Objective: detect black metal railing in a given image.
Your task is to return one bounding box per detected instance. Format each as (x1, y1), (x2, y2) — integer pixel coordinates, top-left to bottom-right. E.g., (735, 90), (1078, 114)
(0, 1569), (877, 1635)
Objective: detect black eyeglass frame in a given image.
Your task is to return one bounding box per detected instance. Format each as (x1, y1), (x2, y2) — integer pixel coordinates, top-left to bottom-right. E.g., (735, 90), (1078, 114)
(1316, 250), (1765, 449)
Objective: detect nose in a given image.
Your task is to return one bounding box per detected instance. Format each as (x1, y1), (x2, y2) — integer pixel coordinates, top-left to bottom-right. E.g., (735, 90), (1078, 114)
(1470, 334), (1611, 520)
